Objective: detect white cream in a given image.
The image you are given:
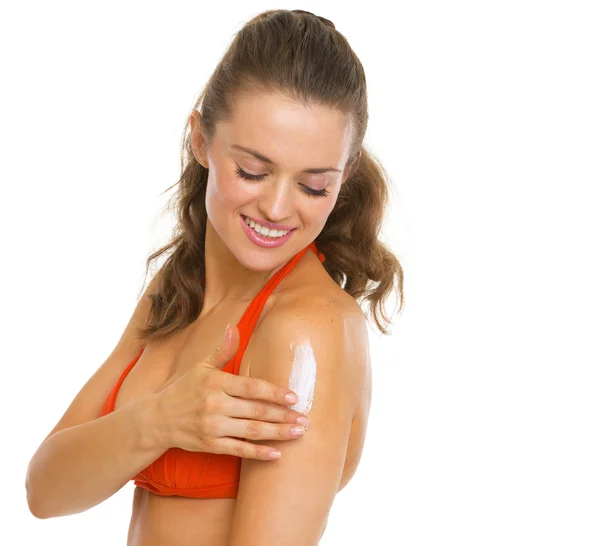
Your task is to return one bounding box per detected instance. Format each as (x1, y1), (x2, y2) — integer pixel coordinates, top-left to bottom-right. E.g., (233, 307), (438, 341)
(287, 342), (317, 415)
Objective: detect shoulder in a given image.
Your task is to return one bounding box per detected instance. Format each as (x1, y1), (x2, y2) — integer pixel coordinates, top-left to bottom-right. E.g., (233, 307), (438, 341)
(260, 275), (367, 348)
(249, 284), (369, 413)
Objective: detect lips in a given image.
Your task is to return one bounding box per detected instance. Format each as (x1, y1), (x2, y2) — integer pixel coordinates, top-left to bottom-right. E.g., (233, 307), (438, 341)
(240, 214), (296, 249)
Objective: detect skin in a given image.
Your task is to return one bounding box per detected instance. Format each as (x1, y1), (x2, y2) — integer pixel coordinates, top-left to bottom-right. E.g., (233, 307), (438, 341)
(126, 91), (372, 545)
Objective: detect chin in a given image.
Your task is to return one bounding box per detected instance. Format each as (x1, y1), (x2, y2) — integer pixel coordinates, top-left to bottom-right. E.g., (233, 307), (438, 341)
(232, 233), (306, 272)
(233, 245), (290, 272)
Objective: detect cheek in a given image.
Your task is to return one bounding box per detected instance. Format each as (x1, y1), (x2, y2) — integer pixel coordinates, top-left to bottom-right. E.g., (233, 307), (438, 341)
(300, 197), (336, 229)
(207, 170), (251, 211)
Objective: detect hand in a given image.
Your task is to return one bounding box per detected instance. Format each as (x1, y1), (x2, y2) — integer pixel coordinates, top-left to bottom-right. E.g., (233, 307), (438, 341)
(154, 324), (309, 460)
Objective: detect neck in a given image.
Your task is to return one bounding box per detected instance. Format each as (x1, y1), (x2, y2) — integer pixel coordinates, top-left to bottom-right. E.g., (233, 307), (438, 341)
(202, 219), (287, 312)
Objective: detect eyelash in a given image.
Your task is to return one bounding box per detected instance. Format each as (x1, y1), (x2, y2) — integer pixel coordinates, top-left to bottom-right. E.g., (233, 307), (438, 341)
(234, 165), (330, 198)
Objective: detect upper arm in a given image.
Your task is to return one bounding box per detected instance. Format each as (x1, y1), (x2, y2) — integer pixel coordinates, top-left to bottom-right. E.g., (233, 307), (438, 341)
(228, 298), (363, 546)
(42, 275), (158, 442)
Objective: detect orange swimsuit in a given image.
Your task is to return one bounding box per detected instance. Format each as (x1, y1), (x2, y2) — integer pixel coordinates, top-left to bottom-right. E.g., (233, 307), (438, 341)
(99, 241), (325, 498)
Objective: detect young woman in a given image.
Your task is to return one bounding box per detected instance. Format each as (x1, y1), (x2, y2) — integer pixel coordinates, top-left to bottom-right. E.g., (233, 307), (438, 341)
(26, 9), (404, 545)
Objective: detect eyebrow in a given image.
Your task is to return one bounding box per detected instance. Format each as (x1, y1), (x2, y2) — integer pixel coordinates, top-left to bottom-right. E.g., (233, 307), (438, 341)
(231, 144), (342, 174)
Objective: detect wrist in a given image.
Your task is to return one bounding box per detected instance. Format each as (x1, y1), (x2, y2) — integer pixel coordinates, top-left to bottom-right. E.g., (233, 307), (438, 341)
(135, 393), (171, 453)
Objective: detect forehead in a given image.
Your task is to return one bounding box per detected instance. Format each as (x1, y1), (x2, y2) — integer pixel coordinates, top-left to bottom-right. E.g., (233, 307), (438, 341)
(217, 91), (353, 167)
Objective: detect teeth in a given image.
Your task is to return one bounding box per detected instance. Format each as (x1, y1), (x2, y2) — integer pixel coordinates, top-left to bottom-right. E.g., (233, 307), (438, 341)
(244, 216), (290, 238)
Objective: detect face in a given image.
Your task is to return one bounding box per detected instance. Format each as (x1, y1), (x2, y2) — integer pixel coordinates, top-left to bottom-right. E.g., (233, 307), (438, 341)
(189, 91), (355, 271)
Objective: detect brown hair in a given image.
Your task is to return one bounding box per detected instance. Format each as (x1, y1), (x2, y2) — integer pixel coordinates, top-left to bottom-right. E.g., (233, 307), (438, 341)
(135, 9), (404, 341)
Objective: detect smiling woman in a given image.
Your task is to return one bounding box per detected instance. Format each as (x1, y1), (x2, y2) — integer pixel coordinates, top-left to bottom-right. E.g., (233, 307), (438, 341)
(26, 7), (404, 546)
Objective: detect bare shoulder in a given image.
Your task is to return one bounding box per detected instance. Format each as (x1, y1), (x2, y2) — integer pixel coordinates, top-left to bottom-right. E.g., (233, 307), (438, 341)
(250, 272), (370, 413)
(269, 282), (366, 338)
(263, 266), (367, 347)
(272, 249), (365, 324)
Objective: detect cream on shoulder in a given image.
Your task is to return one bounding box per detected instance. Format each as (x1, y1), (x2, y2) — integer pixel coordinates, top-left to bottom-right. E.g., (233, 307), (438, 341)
(287, 341), (317, 415)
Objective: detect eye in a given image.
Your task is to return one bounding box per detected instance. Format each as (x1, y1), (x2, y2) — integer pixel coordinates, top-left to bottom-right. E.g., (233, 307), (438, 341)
(235, 164), (266, 181)
(302, 186), (330, 198)
(235, 163), (329, 198)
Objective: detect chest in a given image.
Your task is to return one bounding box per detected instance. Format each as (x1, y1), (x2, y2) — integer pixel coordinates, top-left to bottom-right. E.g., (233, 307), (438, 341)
(112, 299), (255, 412)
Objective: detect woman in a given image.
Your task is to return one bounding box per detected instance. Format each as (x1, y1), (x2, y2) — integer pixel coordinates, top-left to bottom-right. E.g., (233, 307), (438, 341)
(26, 9), (404, 545)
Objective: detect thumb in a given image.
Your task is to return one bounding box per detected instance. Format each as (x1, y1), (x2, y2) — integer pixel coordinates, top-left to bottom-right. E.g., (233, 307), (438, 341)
(205, 323), (240, 369)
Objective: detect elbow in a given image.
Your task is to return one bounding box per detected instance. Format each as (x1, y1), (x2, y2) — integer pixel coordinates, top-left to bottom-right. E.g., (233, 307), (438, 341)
(26, 483), (48, 520)
(29, 505), (49, 520)
(25, 465), (52, 519)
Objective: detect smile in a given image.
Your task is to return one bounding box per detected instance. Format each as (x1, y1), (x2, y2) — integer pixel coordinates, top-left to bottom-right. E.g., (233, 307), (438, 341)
(240, 215), (296, 248)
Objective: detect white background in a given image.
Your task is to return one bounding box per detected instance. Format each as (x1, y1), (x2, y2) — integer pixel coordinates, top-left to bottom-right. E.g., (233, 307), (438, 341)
(3, 1), (599, 544)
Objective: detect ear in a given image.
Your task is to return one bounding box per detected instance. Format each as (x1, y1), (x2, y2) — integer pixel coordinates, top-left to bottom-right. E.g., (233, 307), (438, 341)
(189, 110), (209, 169)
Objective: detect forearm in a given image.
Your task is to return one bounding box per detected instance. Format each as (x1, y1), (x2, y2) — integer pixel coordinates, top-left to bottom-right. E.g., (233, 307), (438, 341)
(26, 394), (167, 519)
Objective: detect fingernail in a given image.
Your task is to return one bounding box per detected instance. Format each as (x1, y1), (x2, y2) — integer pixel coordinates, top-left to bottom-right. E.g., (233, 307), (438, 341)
(285, 393), (297, 404)
(223, 323), (231, 342)
(269, 451), (281, 459)
(291, 426), (305, 436)
(296, 416), (309, 427)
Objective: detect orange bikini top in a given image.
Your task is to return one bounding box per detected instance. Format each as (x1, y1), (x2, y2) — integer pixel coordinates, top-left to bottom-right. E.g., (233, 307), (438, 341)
(99, 242), (325, 498)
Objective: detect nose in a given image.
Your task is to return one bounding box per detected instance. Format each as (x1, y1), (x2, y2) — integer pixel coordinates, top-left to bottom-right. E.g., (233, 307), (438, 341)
(257, 177), (294, 224)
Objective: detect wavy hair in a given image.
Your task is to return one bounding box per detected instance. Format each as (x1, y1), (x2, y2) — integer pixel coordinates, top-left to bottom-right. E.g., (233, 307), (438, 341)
(135, 9), (404, 341)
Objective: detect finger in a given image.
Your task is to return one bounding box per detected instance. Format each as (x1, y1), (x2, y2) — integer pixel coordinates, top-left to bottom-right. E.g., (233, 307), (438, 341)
(221, 397), (310, 427)
(221, 416), (306, 442)
(212, 437), (282, 461)
(203, 323), (240, 370)
(222, 374), (299, 408)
